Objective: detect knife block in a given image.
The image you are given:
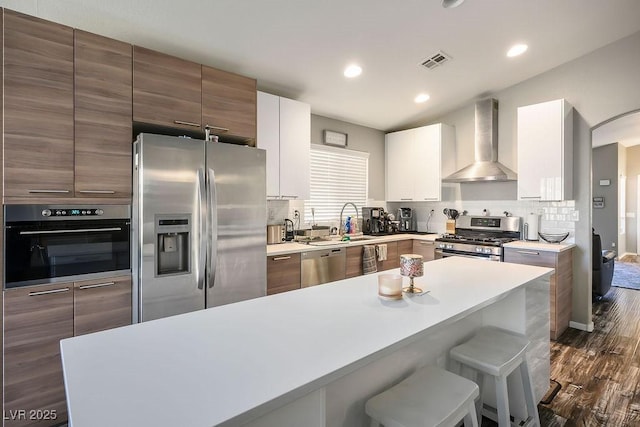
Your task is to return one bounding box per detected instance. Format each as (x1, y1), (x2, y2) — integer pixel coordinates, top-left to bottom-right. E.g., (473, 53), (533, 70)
(446, 219), (456, 235)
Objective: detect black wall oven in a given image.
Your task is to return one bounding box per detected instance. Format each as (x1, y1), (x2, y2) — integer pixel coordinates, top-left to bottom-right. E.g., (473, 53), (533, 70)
(4, 205), (130, 288)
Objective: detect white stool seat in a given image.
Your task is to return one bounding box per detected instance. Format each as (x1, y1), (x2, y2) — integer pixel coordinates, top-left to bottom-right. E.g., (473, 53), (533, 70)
(365, 365), (479, 427)
(450, 327), (540, 427)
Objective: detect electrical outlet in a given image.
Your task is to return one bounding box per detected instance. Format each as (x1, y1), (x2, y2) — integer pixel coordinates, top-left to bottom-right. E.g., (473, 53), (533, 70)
(268, 208), (275, 221)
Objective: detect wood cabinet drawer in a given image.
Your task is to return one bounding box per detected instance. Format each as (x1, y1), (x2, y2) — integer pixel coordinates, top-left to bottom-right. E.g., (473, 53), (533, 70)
(412, 240), (435, 261)
(267, 254), (301, 295)
(503, 248), (556, 268)
(74, 275), (132, 336)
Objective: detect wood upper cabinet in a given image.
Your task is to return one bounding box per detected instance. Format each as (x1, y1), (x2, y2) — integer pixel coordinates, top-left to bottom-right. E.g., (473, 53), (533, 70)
(202, 65), (257, 143)
(267, 254), (301, 295)
(133, 46), (202, 131)
(75, 30), (132, 199)
(73, 275), (132, 336)
(4, 282), (74, 426)
(3, 10), (74, 199)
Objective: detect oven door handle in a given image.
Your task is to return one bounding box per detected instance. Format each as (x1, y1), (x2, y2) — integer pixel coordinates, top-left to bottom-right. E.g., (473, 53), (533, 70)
(19, 227), (122, 235)
(435, 248), (497, 261)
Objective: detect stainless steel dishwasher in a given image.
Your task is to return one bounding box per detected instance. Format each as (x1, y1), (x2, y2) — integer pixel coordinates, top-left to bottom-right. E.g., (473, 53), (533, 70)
(301, 248), (346, 287)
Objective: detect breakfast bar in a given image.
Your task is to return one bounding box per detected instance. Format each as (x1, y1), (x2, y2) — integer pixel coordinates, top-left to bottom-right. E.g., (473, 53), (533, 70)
(60, 257), (553, 427)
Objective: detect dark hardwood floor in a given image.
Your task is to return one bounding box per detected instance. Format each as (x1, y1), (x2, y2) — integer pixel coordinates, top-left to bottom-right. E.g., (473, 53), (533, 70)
(482, 286), (640, 426)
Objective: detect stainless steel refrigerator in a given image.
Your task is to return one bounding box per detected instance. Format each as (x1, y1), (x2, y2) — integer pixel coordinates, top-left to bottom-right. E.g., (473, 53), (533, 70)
(132, 133), (267, 322)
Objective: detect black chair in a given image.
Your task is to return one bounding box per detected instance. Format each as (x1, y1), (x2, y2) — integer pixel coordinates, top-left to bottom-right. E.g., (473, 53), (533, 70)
(593, 229), (616, 298)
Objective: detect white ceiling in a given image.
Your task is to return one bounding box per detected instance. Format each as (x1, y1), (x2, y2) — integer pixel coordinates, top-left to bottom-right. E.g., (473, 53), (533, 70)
(3, 0), (640, 131)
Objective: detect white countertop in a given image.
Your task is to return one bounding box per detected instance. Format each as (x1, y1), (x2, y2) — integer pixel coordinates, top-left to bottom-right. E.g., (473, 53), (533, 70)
(503, 240), (576, 253)
(267, 233), (438, 256)
(60, 257), (552, 427)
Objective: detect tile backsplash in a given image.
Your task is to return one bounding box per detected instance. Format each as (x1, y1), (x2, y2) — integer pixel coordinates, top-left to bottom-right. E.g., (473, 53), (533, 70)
(387, 199), (578, 243)
(268, 199), (578, 243)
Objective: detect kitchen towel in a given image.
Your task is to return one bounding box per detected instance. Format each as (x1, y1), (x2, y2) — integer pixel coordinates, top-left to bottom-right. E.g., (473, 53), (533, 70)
(376, 244), (388, 261)
(363, 245), (377, 274)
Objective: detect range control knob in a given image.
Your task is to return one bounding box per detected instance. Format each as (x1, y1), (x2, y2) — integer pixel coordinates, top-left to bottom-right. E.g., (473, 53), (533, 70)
(96, 209), (104, 216)
(41, 209), (52, 217)
(484, 248), (492, 254)
(446, 244), (454, 250)
(438, 243), (446, 249)
(475, 247), (483, 253)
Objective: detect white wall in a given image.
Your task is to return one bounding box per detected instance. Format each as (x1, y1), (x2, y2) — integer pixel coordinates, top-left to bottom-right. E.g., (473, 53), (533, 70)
(414, 30), (640, 330)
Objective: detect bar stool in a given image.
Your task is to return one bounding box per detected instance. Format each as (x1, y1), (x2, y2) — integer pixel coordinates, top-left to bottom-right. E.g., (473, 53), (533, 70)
(449, 327), (540, 427)
(365, 365), (479, 427)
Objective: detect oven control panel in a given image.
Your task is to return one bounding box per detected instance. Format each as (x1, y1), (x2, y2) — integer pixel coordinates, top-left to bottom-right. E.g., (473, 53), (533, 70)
(42, 208), (105, 217)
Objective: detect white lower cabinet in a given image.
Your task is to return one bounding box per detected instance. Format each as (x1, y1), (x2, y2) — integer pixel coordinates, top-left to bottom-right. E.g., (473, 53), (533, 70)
(385, 123), (455, 202)
(257, 91), (310, 200)
(517, 98), (573, 201)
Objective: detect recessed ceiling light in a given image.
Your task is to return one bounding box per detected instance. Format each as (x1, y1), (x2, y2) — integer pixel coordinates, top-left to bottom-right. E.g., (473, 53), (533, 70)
(442, 0), (465, 8)
(507, 44), (528, 58)
(344, 64), (362, 78)
(415, 93), (430, 103)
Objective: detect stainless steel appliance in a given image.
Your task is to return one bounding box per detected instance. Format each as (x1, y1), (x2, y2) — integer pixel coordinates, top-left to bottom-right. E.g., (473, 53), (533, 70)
(133, 133), (267, 322)
(284, 218), (295, 241)
(267, 224), (285, 244)
(362, 207), (386, 235)
(301, 248), (346, 287)
(398, 207), (416, 232)
(434, 215), (521, 261)
(4, 204), (130, 288)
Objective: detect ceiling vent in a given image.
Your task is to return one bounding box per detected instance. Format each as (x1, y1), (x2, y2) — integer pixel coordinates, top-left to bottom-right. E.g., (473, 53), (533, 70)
(420, 51), (452, 70)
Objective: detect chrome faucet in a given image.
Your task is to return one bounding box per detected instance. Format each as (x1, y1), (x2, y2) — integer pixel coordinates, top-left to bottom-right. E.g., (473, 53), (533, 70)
(339, 202), (359, 235)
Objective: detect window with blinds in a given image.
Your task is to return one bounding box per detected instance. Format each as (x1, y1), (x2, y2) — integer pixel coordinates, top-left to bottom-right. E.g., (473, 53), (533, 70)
(305, 144), (369, 223)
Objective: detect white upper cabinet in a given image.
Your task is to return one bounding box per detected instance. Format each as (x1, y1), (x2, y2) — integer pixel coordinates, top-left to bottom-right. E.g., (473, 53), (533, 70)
(517, 99), (573, 201)
(257, 92), (310, 200)
(385, 123), (455, 202)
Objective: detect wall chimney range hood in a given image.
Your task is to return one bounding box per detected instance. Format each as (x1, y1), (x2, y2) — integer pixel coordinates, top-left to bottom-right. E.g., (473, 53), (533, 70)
(443, 98), (517, 182)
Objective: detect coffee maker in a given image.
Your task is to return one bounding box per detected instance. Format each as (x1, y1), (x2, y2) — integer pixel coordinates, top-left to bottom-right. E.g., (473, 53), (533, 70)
(362, 207), (385, 235)
(398, 207), (416, 232)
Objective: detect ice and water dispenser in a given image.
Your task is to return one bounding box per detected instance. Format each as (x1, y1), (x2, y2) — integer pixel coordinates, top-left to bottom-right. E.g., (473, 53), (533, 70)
(155, 215), (190, 276)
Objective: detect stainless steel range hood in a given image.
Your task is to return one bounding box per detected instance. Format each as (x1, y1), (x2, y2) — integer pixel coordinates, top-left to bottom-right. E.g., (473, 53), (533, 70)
(443, 98), (517, 182)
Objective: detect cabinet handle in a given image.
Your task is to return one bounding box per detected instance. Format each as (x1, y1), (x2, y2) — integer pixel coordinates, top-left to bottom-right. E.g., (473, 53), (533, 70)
(78, 282), (116, 290)
(29, 288), (70, 296)
(267, 195), (281, 199)
(174, 120), (201, 128)
(205, 124), (230, 133)
(400, 198), (413, 201)
(273, 256), (292, 261)
(281, 195), (298, 199)
(419, 241), (434, 245)
(516, 250), (540, 256)
(423, 198), (438, 201)
(28, 189), (70, 194)
(520, 196), (541, 199)
(79, 190), (116, 194)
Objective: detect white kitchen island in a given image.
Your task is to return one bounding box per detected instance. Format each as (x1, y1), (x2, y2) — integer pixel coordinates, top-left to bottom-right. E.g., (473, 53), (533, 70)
(60, 257), (552, 427)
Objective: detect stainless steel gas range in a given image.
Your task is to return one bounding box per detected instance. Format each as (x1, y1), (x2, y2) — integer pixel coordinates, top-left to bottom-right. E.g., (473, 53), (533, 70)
(434, 215), (521, 261)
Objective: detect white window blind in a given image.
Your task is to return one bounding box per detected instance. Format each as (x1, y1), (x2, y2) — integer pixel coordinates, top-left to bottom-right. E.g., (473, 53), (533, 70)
(305, 144), (369, 223)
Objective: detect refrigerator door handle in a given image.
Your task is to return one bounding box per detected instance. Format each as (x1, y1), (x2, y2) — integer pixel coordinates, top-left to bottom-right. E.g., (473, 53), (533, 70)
(197, 168), (206, 290)
(208, 168), (218, 289)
